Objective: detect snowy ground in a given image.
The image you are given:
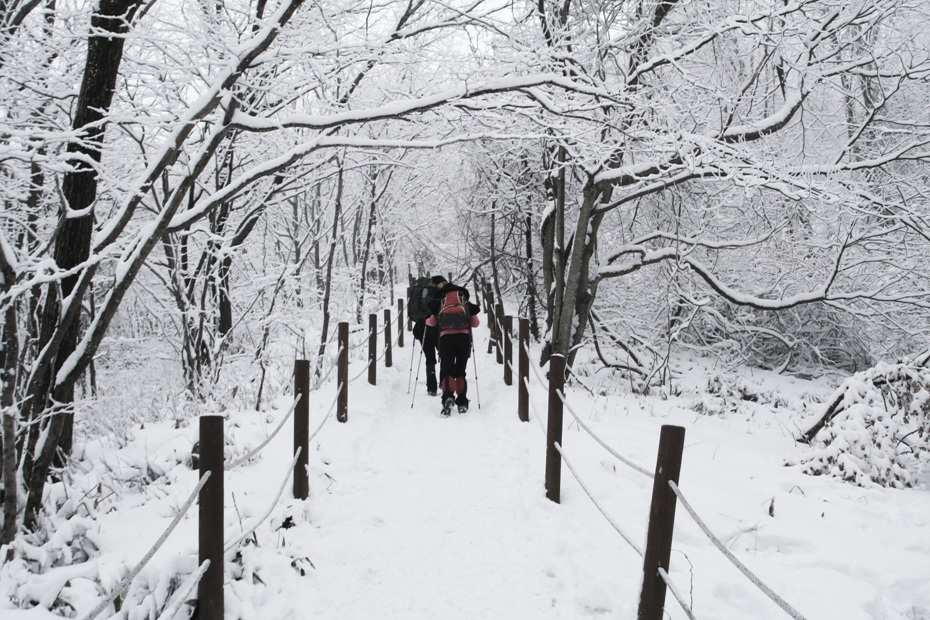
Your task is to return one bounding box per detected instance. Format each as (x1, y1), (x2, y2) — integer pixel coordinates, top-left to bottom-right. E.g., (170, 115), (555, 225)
(3, 318), (930, 619)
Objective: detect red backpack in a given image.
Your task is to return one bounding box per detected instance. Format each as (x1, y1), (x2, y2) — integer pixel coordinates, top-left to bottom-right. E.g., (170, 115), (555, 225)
(437, 289), (470, 328)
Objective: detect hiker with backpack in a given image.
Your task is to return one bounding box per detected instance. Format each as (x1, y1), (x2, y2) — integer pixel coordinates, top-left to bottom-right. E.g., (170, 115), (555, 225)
(408, 275), (446, 396)
(425, 281), (481, 416)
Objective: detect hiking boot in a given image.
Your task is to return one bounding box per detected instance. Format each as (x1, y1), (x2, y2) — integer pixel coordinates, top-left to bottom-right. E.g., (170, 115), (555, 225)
(441, 398), (455, 417)
(457, 403), (468, 414)
(427, 389), (438, 397)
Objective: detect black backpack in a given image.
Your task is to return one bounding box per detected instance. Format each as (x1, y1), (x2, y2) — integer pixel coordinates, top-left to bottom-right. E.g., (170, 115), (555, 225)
(408, 277), (438, 322)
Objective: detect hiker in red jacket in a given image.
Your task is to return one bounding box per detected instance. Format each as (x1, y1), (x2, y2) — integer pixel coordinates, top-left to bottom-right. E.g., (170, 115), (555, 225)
(425, 282), (480, 416)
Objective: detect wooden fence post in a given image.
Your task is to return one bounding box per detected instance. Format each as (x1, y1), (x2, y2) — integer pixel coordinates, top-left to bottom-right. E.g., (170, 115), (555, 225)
(338, 322), (348, 422)
(494, 302), (505, 364)
(518, 318), (529, 422)
(198, 415), (224, 620)
(293, 360), (309, 500)
(384, 309), (393, 368)
(397, 299), (404, 348)
(368, 313), (377, 385)
(638, 425), (686, 620)
(545, 355), (566, 503)
(503, 315), (513, 386)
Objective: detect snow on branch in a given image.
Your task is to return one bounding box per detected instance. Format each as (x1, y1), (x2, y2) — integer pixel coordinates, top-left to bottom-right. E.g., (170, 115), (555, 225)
(228, 74), (614, 132)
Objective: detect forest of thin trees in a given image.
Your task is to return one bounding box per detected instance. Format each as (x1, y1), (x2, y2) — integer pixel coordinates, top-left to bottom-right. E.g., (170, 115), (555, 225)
(2, 0), (930, 542)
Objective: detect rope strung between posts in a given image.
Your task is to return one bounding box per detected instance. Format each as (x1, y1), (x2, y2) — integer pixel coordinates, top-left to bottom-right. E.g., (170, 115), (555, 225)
(346, 325), (371, 356)
(350, 356), (373, 383)
(226, 447), (303, 552)
(372, 329), (401, 364)
(521, 374), (548, 435)
(228, 393), (303, 469)
(312, 344), (343, 389)
(554, 441), (644, 557)
(78, 472), (212, 620)
(225, 383), (341, 551)
(556, 389), (654, 480)
(308, 382), (341, 444)
(668, 481), (809, 620)
(527, 351), (553, 391)
(155, 560), (210, 620)
(659, 567), (698, 620)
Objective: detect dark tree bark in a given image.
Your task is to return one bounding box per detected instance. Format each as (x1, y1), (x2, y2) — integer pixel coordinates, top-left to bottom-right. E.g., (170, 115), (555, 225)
(22, 0), (143, 531)
(1, 254), (19, 546)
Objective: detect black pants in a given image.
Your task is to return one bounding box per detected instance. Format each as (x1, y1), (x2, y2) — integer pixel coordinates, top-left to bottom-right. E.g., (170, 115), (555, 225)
(414, 321), (440, 391)
(438, 332), (471, 405)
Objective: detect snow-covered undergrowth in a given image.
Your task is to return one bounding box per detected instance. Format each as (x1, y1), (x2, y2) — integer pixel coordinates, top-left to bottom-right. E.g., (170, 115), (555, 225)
(792, 363), (930, 488)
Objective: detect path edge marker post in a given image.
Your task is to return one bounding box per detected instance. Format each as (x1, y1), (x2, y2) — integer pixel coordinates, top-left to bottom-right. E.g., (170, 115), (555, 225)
(638, 424), (686, 620)
(545, 354), (565, 503)
(198, 415), (224, 620)
(503, 315), (513, 386)
(518, 318), (529, 423)
(368, 313), (377, 385)
(384, 308), (393, 368)
(293, 360), (309, 500)
(338, 321), (348, 422)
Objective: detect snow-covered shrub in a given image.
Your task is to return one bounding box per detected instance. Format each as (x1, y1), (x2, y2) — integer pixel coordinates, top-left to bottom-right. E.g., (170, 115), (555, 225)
(682, 301), (874, 377)
(792, 363), (930, 488)
(689, 372), (791, 416)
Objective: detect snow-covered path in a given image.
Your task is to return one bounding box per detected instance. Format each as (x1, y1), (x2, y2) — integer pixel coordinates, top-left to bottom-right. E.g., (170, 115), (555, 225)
(259, 327), (641, 619)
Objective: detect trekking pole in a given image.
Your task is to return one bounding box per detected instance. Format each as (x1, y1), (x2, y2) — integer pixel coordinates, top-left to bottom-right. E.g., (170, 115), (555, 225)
(470, 331), (481, 409)
(410, 324), (426, 407)
(410, 347), (424, 408)
(407, 325), (418, 393)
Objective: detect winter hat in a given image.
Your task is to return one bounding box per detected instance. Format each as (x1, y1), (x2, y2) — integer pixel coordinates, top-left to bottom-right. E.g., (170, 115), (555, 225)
(431, 275), (447, 286)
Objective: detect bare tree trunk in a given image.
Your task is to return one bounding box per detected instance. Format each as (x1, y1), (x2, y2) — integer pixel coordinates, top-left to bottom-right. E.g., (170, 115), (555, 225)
(22, 0), (142, 531)
(524, 213), (541, 340)
(1, 260), (19, 545)
(317, 159), (345, 369)
(356, 168), (378, 323)
(540, 144), (566, 362)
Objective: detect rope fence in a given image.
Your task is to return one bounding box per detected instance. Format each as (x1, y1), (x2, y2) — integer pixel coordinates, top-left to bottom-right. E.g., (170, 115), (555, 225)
(668, 480), (809, 620)
(78, 472), (212, 620)
(554, 441), (644, 557)
(72, 300), (406, 619)
(228, 393), (303, 469)
(557, 388), (654, 479)
(225, 447), (303, 552)
(494, 286), (809, 620)
(658, 567), (698, 620)
(155, 560), (211, 620)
